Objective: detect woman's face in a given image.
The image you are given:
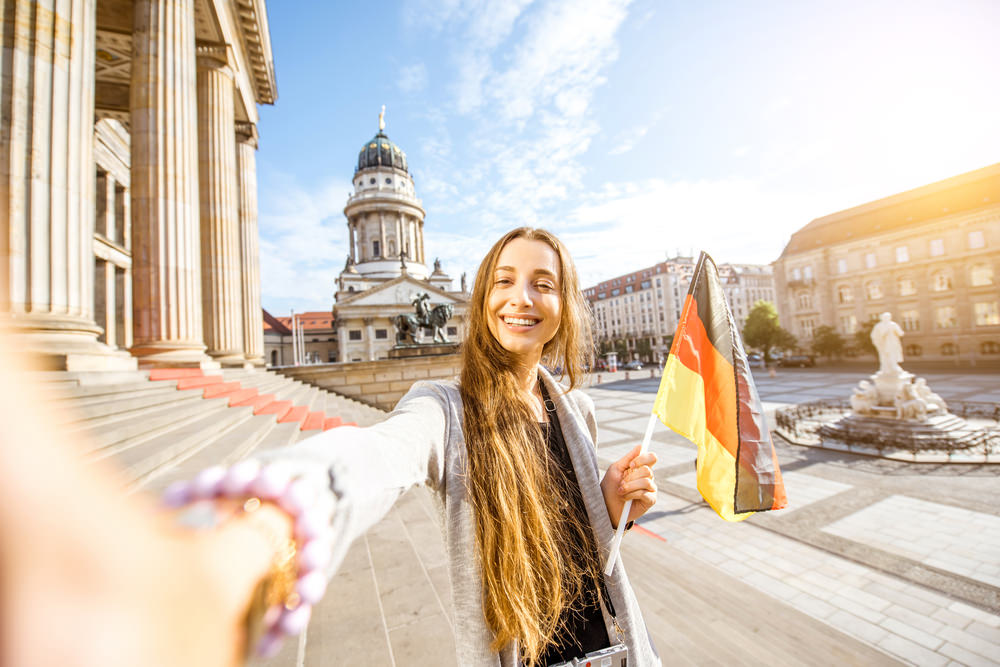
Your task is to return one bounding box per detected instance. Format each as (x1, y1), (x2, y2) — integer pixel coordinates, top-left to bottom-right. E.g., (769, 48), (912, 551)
(486, 238), (562, 363)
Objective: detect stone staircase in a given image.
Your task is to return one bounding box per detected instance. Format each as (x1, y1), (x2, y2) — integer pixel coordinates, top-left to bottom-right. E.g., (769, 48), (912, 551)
(42, 367), (388, 494)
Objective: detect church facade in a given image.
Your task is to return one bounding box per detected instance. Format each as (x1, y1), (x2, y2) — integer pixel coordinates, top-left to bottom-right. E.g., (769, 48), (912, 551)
(1, 0), (275, 369)
(333, 116), (468, 362)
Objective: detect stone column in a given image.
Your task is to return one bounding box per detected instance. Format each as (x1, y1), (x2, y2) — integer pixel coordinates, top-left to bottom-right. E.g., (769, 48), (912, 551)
(395, 215), (403, 258)
(337, 325), (347, 362)
(349, 221), (357, 263)
(364, 316), (375, 361)
(235, 122), (264, 366)
(379, 214), (386, 259)
(130, 0), (211, 367)
(196, 51), (244, 365)
(418, 220), (425, 264)
(0, 0), (130, 369)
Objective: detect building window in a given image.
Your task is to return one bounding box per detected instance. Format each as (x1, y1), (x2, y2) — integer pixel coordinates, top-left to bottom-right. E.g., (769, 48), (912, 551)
(837, 259), (847, 274)
(905, 344), (922, 357)
(329, 351), (337, 362)
(372, 240), (381, 257)
(968, 230), (985, 249)
(929, 239), (944, 256)
(656, 278), (661, 287)
(931, 271), (952, 291)
(611, 289), (620, 296)
(974, 301), (1000, 326)
(981, 341), (1000, 355)
(640, 280), (651, 289)
(935, 306), (957, 329)
(840, 314), (857, 334)
(865, 281), (883, 300)
(970, 264), (994, 287)
(895, 246), (909, 263)
(901, 309), (920, 332)
(800, 319), (815, 338)
(837, 285), (853, 304)
(369, 177), (375, 185)
(797, 291), (812, 310)
(941, 342), (959, 356)
(897, 277), (916, 296)
(375, 328), (388, 339)
(791, 268), (801, 281)
(598, 292), (606, 299)
(865, 252), (877, 269)
(447, 326), (458, 336)
(625, 285), (633, 293)
(270, 350), (278, 365)
(348, 329), (362, 340)
(385, 177), (392, 184)
(803, 265), (813, 280)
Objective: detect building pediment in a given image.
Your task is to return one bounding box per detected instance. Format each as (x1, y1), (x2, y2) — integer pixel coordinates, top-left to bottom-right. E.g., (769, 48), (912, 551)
(336, 274), (465, 308)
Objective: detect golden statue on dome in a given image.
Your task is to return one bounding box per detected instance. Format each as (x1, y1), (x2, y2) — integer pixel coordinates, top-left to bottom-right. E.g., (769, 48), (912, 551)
(379, 104), (386, 131)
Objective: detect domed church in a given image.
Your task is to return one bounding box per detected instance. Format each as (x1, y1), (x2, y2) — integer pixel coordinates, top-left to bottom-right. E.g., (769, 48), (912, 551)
(333, 109), (468, 362)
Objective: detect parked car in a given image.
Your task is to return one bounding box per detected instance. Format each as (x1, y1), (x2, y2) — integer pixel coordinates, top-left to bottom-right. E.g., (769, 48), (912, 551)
(624, 360), (643, 370)
(778, 354), (816, 368)
(746, 352), (765, 369)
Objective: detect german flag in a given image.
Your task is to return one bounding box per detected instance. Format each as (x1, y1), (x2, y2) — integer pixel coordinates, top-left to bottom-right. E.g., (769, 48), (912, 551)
(653, 252), (787, 521)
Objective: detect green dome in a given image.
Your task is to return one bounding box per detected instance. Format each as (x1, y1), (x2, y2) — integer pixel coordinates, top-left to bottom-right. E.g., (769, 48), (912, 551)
(357, 131), (408, 173)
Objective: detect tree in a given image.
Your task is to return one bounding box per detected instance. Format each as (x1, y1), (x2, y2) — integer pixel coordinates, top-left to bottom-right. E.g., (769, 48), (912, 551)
(742, 301), (798, 362)
(855, 316), (879, 356)
(811, 325), (845, 360)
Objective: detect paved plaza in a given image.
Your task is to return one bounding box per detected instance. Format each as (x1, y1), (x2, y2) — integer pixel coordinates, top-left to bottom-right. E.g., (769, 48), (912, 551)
(262, 368), (1000, 666)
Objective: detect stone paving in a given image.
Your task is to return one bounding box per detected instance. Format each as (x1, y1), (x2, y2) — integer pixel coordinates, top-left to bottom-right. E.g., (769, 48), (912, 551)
(275, 368), (1000, 666)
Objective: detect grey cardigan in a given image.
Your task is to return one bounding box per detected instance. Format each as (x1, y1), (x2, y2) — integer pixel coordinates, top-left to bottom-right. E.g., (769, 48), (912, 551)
(263, 369), (661, 666)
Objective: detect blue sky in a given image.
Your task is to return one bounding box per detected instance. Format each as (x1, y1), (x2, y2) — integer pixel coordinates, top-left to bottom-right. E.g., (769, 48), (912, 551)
(256, 0), (1000, 316)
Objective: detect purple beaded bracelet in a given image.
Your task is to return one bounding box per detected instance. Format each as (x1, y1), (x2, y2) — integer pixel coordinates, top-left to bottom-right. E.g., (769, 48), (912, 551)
(162, 460), (335, 658)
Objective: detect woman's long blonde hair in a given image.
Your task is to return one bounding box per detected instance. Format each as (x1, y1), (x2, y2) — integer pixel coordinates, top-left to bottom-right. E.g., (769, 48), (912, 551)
(460, 227), (598, 665)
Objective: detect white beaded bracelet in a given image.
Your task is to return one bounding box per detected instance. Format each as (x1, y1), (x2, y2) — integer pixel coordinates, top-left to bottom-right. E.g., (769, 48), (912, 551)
(163, 460), (336, 658)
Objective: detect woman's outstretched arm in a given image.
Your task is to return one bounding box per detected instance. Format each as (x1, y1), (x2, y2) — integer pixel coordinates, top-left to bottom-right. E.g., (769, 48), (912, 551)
(0, 340), (291, 667)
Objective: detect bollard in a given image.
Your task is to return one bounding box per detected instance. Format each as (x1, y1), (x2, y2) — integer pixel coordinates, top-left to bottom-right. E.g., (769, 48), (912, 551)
(625, 371), (630, 381)
(597, 374), (601, 384)
(649, 368), (654, 378)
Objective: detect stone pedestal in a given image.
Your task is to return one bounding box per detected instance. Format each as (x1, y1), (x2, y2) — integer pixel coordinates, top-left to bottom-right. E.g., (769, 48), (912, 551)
(871, 370), (914, 407)
(236, 123), (264, 366)
(197, 54), (244, 366)
(129, 0), (212, 368)
(388, 343), (460, 359)
(0, 0), (135, 371)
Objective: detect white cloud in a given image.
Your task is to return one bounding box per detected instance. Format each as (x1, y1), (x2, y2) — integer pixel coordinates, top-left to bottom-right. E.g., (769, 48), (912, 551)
(257, 167), (352, 315)
(398, 63), (428, 93)
(560, 177), (828, 288)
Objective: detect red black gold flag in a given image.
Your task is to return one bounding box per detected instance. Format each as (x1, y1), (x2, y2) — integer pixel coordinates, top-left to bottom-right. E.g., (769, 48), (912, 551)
(653, 252), (787, 521)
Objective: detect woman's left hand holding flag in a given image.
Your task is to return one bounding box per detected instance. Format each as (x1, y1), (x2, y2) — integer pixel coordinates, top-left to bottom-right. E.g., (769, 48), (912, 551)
(600, 446), (659, 529)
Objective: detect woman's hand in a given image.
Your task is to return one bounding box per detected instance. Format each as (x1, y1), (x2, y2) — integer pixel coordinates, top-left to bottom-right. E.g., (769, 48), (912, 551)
(600, 445), (658, 529)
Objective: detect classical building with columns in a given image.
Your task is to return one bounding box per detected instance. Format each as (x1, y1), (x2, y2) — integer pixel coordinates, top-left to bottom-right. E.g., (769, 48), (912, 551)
(333, 116), (468, 362)
(1, 0), (274, 369)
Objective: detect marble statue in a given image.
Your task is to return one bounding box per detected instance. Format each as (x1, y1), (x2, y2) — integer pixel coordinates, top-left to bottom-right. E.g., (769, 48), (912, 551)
(871, 312), (905, 374)
(850, 380), (878, 415)
(896, 381), (928, 420)
(914, 378), (947, 412)
(461, 272), (467, 293)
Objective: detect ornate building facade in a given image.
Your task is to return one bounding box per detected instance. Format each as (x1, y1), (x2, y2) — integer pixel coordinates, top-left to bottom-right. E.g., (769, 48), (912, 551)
(773, 163), (1000, 363)
(1, 0), (274, 369)
(333, 115), (467, 362)
(585, 258), (774, 364)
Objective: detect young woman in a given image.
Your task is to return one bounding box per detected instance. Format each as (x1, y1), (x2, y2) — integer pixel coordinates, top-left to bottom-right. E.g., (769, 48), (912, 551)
(0, 227), (659, 666)
(257, 226), (661, 665)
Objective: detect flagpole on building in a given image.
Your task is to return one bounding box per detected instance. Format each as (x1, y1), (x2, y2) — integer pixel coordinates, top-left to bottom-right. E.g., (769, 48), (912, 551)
(604, 412), (659, 576)
(291, 311), (299, 366)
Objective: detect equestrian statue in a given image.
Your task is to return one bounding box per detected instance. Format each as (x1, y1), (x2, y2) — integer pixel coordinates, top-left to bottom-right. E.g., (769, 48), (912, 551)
(393, 293), (454, 345)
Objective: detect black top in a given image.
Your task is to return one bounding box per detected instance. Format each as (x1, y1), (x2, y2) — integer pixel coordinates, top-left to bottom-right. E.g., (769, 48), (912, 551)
(535, 386), (610, 665)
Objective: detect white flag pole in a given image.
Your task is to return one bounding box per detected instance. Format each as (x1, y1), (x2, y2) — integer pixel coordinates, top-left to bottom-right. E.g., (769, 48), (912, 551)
(604, 411), (659, 576)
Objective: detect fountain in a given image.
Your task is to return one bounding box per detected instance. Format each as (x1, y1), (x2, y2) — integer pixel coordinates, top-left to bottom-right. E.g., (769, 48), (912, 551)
(775, 312), (999, 461)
